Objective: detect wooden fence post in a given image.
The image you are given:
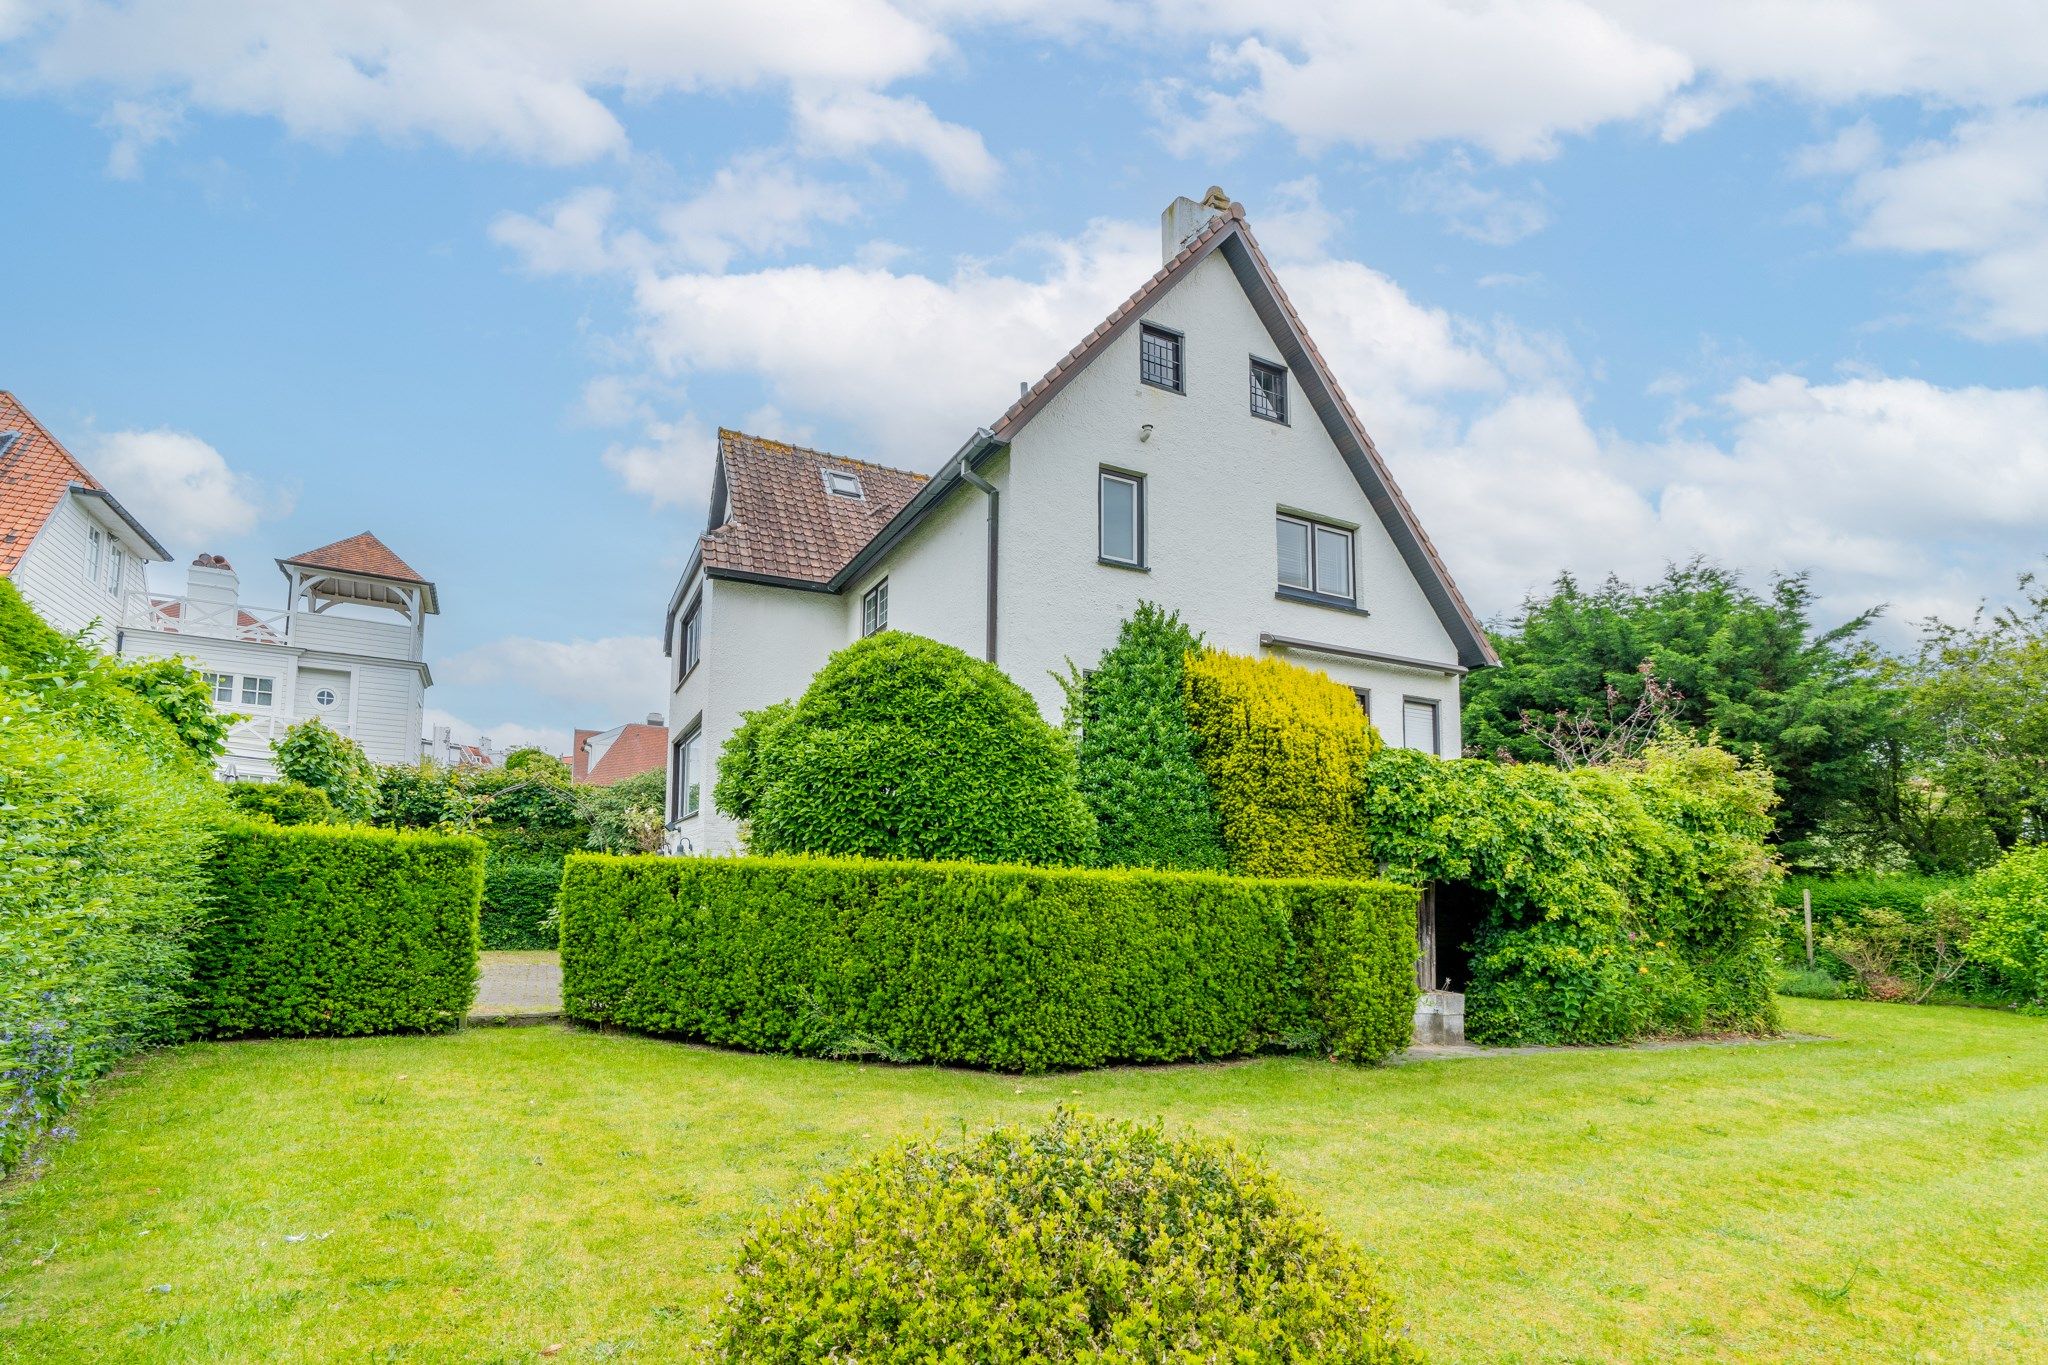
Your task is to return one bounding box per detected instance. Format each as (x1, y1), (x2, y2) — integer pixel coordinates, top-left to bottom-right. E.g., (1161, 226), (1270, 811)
(1803, 888), (1815, 971)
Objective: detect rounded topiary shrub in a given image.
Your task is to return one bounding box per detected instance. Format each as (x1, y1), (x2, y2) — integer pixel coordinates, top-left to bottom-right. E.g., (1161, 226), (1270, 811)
(734, 631), (1098, 866)
(698, 1109), (1417, 1363)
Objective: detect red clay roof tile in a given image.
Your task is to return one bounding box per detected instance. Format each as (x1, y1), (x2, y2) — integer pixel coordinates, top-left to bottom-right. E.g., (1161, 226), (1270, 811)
(0, 391), (105, 578)
(281, 531), (428, 584)
(700, 429), (927, 585)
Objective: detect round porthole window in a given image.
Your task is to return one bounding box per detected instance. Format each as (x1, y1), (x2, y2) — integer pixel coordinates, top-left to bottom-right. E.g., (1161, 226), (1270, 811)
(315, 688), (336, 707)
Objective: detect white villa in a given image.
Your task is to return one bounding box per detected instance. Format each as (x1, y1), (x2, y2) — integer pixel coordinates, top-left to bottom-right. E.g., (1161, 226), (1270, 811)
(0, 391), (170, 644)
(661, 190), (1497, 856)
(118, 535), (438, 779)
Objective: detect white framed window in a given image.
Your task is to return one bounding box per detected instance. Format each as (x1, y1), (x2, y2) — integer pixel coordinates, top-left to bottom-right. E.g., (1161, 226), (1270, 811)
(86, 525), (103, 581)
(1139, 324), (1184, 393)
(1402, 698), (1440, 755)
(863, 579), (889, 636)
(240, 676), (274, 707)
(315, 688), (337, 707)
(1250, 357), (1288, 423)
(106, 545), (124, 595)
(671, 723), (703, 820)
(202, 672), (234, 705)
(1276, 514), (1354, 603)
(822, 468), (865, 499)
(1098, 469), (1145, 567)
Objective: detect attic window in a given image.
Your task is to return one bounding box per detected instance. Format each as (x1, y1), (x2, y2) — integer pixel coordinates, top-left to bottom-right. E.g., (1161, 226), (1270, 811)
(822, 468), (865, 499)
(0, 432), (19, 459)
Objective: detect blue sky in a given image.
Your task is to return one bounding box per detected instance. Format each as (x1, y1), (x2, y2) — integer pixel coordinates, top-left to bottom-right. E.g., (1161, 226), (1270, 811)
(4, 3), (2046, 751)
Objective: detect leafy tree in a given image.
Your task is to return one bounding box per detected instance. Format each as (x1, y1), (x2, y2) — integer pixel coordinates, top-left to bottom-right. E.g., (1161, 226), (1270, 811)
(1900, 570), (2048, 854)
(579, 767), (667, 854)
(463, 765), (586, 858)
(271, 718), (380, 823)
(503, 746), (572, 786)
(106, 656), (234, 762)
(376, 760), (477, 832)
(712, 701), (795, 827)
(225, 780), (338, 826)
(1464, 562), (1897, 843)
(1060, 603), (1227, 870)
(729, 632), (1098, 866)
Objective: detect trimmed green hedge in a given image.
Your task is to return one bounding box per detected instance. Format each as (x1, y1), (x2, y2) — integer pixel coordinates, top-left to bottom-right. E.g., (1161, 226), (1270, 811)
(482, 855), (562, 950)
(189, 822), (484, 1037)
(560, 854), (1418, 1070)
(1778, 875), (1964, 968)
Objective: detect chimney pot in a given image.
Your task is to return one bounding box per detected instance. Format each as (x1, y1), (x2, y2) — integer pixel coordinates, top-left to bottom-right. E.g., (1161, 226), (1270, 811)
(1161, 189), (1229, 265)
(646, 712), (664, 727)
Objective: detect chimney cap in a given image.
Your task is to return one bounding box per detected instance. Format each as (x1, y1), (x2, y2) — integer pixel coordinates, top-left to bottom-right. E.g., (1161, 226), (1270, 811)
(646, 712), (665, 727)
(191, 552), (235, 570)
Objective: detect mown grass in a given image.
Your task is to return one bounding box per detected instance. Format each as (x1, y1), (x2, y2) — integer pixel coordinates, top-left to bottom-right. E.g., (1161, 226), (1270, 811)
(3, 999), (2046, 1362)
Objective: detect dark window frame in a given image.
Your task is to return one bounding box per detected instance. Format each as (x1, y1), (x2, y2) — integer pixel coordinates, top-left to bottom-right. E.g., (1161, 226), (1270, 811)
(1275, 512), (1355, 605)
(1097, 466), (1147, 569)
(862, 578), (889, 636)
(1402, 696), (1441, 756)
(675, 594), (703, 687)
(670, 719), (704, 821)
(1250, 356), (1289, 424)
(1352, 686), (1372, 716)
(1139, 323), (1185, 394)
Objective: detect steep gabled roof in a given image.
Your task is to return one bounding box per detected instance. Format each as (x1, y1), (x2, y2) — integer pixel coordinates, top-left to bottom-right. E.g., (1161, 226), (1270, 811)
(0, 391), (170, 575)
(574, 720), (670, 786)
(700, 429), (927, 586)
(282, 530), (427, 583)
(979, 203), (1496, 668)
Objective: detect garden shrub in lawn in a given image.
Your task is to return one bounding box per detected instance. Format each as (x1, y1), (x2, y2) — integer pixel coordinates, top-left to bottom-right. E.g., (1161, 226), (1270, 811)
(272, 717), (381, 822)
(0, 581), (224, 1173)
(560, 853), (1418, 1070)
(726, 632), (1098, 866)
(480, 855), (562, 950)
(0, 690), (223, 1174)
(1363, 738), (1782, 1045)
(1958, 845), (2048, 1006)
(224, 779), (339, 826)
(190, 822), (483, 1037)
(1181, 649), (1379, 878)
(695, 1109), (1417, 1364)
(1060, 602), (1227, 871)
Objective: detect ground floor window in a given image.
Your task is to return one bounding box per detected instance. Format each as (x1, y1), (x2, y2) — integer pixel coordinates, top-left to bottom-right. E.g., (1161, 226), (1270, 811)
(672, 724), (703, 821)
(1402, 697), (1439, 755)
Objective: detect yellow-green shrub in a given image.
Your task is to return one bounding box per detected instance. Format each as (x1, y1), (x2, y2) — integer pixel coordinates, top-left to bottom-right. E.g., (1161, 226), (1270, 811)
(1182, 650), (1380, 878)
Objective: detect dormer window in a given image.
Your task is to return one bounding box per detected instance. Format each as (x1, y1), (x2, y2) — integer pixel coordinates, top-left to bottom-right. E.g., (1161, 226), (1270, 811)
(822, 468), (865, 499)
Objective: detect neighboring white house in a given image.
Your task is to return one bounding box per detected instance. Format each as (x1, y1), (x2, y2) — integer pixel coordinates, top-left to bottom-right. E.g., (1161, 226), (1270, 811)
(0, 391), (170, 645)
(661, 189), (1498, 855)
(118, 534), (438, 779)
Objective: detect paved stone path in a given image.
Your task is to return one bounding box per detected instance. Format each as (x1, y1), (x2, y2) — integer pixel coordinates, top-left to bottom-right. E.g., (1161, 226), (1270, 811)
(471, 950), (562, 1022)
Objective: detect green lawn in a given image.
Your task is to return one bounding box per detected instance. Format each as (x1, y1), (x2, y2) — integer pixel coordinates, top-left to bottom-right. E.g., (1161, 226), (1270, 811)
(4, 1001), (2046, 1363)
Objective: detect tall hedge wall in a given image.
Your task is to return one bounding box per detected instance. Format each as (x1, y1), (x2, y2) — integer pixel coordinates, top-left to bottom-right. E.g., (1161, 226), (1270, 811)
(481, 854), (562, 950)
(189, 822), (484, 1037)
(1182, 650), (1379, 878)
(560, 854), (1418, 1070)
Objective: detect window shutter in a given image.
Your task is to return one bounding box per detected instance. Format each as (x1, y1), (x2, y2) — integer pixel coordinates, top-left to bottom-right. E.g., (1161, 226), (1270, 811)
(1402, 699), (1439, 755)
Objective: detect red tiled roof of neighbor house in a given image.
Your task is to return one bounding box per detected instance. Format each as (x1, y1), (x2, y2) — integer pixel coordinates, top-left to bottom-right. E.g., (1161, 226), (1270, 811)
(574, 721), (670, 786)
(0, 391), (107, 577)
(281, 531), (428, 583)
(701, 429), (927, 584)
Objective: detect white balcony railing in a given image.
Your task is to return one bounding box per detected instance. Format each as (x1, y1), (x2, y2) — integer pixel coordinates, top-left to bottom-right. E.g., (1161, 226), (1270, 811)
(128, 594), (289, 645)
(225, 713), (350, 753)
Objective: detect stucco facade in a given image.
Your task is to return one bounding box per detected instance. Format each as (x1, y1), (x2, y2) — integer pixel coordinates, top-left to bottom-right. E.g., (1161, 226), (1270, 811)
(665, 196), (1491, 855)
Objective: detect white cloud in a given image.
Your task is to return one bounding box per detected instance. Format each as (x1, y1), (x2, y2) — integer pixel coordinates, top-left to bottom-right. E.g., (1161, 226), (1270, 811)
(791, 89), (1000, 194)
(494, 156), (866, 278)
(15, 0), (949, 167)
(1152, 2), (2048, 162)
(97, 99), (182, 179)
(601, 413), (717, 510)
(1403, 156), (1550, 245)
(439, 633), (669, 722)
(86, 427), (288, 549)
(1829, 105), (2048, 337)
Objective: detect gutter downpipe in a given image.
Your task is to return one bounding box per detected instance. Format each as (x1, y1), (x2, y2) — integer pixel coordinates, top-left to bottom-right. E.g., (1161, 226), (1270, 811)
(958, 461), (999, 664)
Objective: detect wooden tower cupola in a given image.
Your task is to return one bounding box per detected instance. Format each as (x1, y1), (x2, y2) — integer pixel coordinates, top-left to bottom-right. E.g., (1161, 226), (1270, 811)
(276, 531), (438, 626)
